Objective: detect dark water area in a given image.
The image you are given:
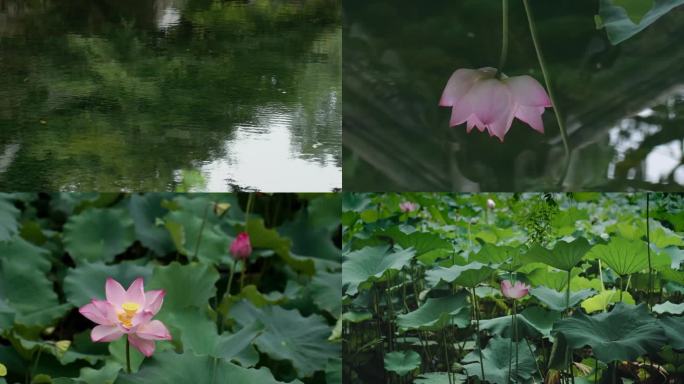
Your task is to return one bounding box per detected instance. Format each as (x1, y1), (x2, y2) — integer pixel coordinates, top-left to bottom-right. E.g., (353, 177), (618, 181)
(343, 0), (684, 191)
(0, 0), (341, 192)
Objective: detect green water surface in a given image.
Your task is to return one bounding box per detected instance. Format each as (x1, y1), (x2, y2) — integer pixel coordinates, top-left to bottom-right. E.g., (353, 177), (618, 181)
(343, 0), (684, 191)
(0, 0), (341, 191)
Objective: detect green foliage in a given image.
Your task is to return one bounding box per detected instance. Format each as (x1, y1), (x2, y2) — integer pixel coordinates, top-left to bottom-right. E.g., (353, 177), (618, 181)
(343, 193), (684, 383)
(384, 350), (421, 376)
(0, 193), (339, 384)
(462, 337), (537, 384)
(552, 303), (667, 362)
(598, 0), (684, 44)
(395, 294), (470, 332)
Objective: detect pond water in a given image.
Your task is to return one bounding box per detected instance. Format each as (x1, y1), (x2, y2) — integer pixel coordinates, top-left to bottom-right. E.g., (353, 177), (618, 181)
(0, 0), (341, 192)
(343, 0), (684, 191)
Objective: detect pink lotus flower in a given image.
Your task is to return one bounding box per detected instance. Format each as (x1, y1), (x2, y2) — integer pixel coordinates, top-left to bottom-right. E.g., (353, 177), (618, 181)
(79, 277), (171, 357)
(399, 201), (419, 213)
(500, 280), (530, 300)
(230, 232), (252, 260)
(439, 67), (551, 142)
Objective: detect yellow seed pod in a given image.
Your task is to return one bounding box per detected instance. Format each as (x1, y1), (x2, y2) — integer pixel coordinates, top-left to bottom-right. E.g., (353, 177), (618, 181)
(0, 362), (7, 376)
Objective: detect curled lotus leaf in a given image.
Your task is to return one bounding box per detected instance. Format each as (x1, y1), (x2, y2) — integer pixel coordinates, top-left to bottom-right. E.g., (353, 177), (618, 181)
(551, 303), (667, 362)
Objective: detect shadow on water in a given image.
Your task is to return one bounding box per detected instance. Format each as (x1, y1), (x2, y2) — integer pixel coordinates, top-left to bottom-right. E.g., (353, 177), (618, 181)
(0, 0), (341, 191)
(342, 0), (684, 191)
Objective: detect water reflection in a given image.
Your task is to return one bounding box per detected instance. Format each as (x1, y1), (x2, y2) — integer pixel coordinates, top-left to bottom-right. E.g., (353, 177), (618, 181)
(342, 0), (684, 191)
(0, 0), (341, 191)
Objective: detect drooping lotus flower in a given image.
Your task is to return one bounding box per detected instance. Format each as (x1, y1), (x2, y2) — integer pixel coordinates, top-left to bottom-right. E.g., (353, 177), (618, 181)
(399, 201), (419, 213)
(79, 278), (171, 357)
(230, 232), (252, 260)
(500, 279), (530, 300)
(487, 198), (496, 209)
(439, 67), (551, 141)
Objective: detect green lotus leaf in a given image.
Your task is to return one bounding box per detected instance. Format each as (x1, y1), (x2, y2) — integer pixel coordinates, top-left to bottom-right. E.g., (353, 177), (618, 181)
(116, 349), (296, 384)
(278, 195), (341, 262)
(527, 267), (579, 291)
(479, 306), (561, 339)
(247, 218), (314, 275)
(417, 248), (453, 265)
(649, 221), (684, 249)
(659, 316), (684, 351)
(570, 276), (604, 292)
(529, 286), (596, 312)
(653, 301), (684, 315)
(342, 245), (415, 296)
(382, 228), (452, 256)
(663, 247), (684, 269)
(471, 244), (520, 271)
(0, 238), (70, 327)
(310, 270), (342, 317)
(165, 209), (230, 265)
(230, 300), (339, 377)
(384, 350), (421, 376)
(63, 208), (135, 264)
(587, 237), (648, 276)
(461, 337), (537, 384)
(660, 269), (684, 285)
(396, 293), (470, 332)
(415, 372), (467, 384)
(551, 207), (589, 236)
(551, 303), (667, 362)
(75, 360), (122, 384)
(580, 289), (634, 313)
(0, 195), (19, 242)
(148, 262), (219, 311)
(128, 193), (175, 256)
(325, 358), (342, 384)
(76, 360), (123, 384)
(341, 312), (372, 323)
(598, 0), (684, 45)
(425, 262), (495, 288)
(64, 261), (153, 307)
(522, 238), (591, 271)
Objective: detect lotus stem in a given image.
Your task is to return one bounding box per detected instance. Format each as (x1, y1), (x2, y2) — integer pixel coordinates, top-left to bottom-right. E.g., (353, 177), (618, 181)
(522, 0), (571, 187)
(497, 0), (509, 78)
(646, 193), (652, 310)
(471, 288), (486, 382)
(126, 335), (131, 373)
(508, 302), (514, 383)
(442, 329), (453, 384)
(514, 300), (519, 381)
(525, 337), (543, 381)
(565, 269), (571, 315)
(193, 201), (211, 260)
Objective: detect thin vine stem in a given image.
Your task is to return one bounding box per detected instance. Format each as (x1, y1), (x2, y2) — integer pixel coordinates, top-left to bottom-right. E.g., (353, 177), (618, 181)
(522, 0), (571, 187)
(497, 0), (509, 78)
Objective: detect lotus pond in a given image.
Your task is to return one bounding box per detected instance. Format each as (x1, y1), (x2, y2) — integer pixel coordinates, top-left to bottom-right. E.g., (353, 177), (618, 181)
(342, 193), (684, 383)
(0, 192), (341, 383)
(0, 0), (341, 192)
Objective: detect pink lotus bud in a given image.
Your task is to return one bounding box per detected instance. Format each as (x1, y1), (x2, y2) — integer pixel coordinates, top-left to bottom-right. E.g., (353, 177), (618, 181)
(399, 201), (419, 213)
(439, 67), (551, 142)
(230, 232), (252, 260)
(78, 277), (171, 357)
(487, 199), (496, 209)
(500, 279), (530, 300)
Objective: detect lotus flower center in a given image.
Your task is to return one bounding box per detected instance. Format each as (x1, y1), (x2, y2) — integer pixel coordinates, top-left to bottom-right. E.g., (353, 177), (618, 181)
(118, 302), (140, 328)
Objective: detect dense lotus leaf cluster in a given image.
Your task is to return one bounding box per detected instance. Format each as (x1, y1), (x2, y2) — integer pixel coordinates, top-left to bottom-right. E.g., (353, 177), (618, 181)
(0, 193), (341, 384)
(342, 192), (684, 383)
